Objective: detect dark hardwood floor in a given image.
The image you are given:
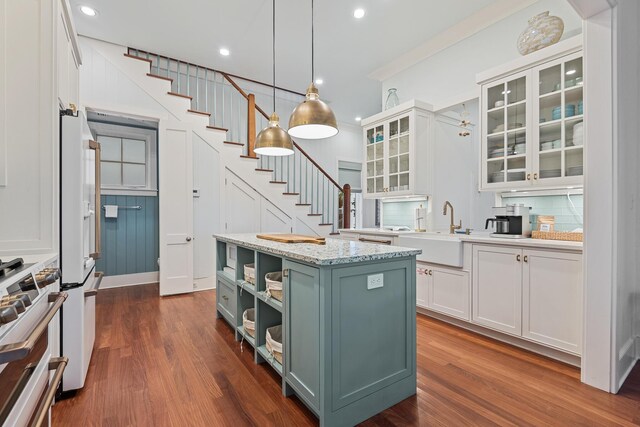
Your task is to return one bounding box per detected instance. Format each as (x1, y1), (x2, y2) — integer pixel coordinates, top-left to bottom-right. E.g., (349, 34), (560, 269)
(52, 284), (640, 426)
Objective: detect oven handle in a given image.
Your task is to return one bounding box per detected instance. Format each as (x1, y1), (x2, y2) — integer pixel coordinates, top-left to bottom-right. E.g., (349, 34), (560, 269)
(85, 272), (103, 298)
(0, 292), (68, 365)
(28, 357), (68, 427)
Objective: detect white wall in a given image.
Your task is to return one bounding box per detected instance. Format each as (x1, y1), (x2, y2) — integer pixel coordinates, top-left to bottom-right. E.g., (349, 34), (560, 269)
(381, 0), (582, 110)
(613, 0), (640, 392)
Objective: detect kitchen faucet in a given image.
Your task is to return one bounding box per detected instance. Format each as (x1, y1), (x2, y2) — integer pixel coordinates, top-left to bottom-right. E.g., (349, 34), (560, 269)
(443, 201), (462, 234)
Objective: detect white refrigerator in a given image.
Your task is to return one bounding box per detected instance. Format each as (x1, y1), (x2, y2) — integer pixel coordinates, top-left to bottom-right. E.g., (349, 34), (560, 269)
(60, 109), (102, 392)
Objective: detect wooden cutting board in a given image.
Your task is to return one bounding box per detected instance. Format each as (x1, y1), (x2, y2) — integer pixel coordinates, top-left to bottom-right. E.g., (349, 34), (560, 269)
(257, 233), (326, 245)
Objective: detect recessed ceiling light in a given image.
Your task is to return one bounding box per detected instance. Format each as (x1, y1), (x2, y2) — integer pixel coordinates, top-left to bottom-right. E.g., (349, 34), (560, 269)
(566, 69), (576, 75)
(315, 78), (323, 85)
(219, 48), (230, 56)
(355, 117), (362, 121)
(353, 8), (365, 19)
(80, 5), (97, 16)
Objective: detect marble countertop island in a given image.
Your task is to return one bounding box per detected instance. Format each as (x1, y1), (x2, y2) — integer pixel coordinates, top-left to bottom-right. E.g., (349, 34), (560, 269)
(213, 233), (421, 266)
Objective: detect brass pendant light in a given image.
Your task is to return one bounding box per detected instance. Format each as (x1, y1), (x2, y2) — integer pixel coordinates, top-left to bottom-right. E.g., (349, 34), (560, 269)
(288, 0), (338, 139)
(254, 0), (294, 156)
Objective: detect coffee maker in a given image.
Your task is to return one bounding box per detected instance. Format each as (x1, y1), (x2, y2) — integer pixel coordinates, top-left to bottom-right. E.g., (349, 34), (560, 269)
(485, 204), (532, 238)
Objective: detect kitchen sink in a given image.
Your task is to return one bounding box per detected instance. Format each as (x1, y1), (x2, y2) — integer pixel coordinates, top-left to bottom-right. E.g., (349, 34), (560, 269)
(396, 232), (463, 267)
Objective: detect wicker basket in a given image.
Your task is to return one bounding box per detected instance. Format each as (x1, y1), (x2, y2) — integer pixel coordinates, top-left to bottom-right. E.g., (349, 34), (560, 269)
(242, 308), (255, 337)
(532, 230), (583, 242)
(243, 263), (256, 285)
(266, 325), (283, 364)
(265, 272), (283, 302)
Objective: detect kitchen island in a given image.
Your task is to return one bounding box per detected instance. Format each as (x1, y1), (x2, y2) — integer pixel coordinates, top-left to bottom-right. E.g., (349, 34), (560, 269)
(214, 234), (421, 427)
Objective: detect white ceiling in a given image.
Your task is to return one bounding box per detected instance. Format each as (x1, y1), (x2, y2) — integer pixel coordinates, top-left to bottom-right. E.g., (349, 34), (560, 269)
(71, 0), (508, 122)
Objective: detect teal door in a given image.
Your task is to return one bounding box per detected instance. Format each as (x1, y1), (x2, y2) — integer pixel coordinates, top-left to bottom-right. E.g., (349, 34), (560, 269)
(283, 260), (320, 412)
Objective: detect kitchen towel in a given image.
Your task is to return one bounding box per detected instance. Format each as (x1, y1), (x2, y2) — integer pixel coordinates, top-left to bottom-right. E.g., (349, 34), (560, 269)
(104, 205), (118, 219)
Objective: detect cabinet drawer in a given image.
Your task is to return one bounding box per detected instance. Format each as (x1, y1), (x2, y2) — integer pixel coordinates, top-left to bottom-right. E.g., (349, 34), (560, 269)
(217, 278), (236, 325)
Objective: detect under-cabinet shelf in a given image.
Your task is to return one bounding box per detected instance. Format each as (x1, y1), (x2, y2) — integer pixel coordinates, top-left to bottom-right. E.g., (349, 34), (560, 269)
(257, 345), (283, 376)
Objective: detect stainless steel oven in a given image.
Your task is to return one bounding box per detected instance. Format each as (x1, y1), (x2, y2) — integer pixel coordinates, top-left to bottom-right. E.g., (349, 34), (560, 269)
(0, 260), (67, 426)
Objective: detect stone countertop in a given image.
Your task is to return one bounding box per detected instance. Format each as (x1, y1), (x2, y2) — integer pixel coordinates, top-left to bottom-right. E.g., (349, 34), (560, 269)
(214, 234), (421, 266)
(338, 228), (418, 237)
(458, 235), (583, 251)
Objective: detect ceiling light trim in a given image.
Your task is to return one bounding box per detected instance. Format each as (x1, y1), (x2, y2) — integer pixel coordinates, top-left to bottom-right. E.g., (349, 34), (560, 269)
(367, 0), (538, 81)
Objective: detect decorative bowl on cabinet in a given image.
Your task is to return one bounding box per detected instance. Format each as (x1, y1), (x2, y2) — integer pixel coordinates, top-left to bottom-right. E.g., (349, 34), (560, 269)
(517, 11), (564, 56)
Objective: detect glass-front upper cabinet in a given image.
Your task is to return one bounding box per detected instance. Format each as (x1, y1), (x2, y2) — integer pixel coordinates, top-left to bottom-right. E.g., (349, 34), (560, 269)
(479, 44), (584, 191)
(533, 53), (583, 186)
(361, 100), (434, 199)
(387, 115), (410, 193)
(483, 71), (530, 189)
(365, 124), (385, 195)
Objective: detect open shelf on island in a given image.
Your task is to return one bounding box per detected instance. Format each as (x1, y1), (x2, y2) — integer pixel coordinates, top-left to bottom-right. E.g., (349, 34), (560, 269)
(257, 345), (283, 376)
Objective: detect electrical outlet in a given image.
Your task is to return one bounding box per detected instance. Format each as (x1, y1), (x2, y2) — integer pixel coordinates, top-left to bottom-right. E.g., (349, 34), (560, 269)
(367, 273), (384, 290)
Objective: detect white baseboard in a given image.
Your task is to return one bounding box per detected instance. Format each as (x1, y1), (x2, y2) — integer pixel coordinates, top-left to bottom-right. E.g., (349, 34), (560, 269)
(100, 271), (159, 289)
(194, 276), (215, 292)
(418, 307), (581, 367)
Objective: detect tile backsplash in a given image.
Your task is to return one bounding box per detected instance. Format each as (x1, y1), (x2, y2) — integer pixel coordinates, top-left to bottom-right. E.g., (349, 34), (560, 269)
(382, 200), (428, 229)
(503, 194), (583, 232)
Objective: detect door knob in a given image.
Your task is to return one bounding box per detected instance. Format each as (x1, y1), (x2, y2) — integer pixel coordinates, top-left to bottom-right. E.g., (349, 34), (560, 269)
(186, 237), (192, 242)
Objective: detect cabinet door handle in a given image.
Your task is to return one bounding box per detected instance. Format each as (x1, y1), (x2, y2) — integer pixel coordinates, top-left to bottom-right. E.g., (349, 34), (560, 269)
(524, 255), (528, 263)
(533, 173), (538, 180)
(516, 254), (521, 262)
(221, 295), (228, 301)
(429, 270), (433, 276)
(526, 173), (531, 180)
(283, 269), (289, 278)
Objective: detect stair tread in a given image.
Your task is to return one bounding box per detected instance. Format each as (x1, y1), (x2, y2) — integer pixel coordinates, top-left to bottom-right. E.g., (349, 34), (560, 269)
(167, 91), (192, 100)
(319, 223), (333, 226)
(308, 214), (323, 216)
(329, 233), (340, 236)
(187, 109), (211, 117)
(207, 125), (229, 132)
(224, 141), (244, 146)
(282, 192), (300, 195)
(240, 155), (259, 159)
(124, 53), (152, 64)
(255, 168), (273, 172)
(269, 181), (287, 184)
(147, 73), (173, 82)
(295, 204), (311, 206)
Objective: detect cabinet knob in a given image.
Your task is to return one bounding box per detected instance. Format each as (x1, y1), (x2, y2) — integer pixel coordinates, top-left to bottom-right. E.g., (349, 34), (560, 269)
(516, 254), (521, 262)
(186, 237), (192, 242)
(526, 173), (531, 181)
(533, 173), (538, 180)
(429, 270), (433, 276)
(524, 255), (528, 263)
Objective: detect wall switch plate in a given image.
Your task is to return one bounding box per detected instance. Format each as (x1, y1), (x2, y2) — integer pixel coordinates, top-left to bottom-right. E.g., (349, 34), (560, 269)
(193, 188), (200, 198)
(367, 273), (384, 290)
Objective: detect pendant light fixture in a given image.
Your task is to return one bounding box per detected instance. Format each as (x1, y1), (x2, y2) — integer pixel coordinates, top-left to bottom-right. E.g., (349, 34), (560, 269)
(254, 0), (294, 156)
(288, 0), (338, 139)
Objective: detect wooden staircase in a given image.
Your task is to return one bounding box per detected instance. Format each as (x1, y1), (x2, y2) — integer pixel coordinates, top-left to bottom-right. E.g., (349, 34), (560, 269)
(122, 50), (350, 235)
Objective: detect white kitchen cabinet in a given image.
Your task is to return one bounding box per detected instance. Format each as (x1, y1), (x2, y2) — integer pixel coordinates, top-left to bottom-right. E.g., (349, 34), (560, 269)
(472, 245), (523, 336)
(361, 100), (434, 198)
(56, 0), (81, 110)
(472, 243), (582, 354)
(478, 37), (583, 191)
(416, 266), (429, 309)
(418, 263), (470, 321)
(522, 249), (582, 354)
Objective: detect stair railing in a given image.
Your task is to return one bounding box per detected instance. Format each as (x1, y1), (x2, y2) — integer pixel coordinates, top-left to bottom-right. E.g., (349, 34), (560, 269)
(128, 48), (350, 232)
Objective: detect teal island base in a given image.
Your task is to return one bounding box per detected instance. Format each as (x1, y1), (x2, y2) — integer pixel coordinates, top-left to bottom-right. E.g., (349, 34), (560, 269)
(214, 234), (419, 427)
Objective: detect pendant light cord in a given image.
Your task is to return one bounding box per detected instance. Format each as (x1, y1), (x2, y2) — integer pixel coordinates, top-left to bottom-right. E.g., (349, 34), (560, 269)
(272, 0), (276, 112)
(311, 0), (315, 82)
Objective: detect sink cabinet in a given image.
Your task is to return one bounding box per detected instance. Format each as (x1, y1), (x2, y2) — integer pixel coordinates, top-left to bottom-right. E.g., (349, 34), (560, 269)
(472, 243), (582, 354)
(478, 38), (584, 191)
(417, 263), (470, 321)
(361, 100), (434, 198)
